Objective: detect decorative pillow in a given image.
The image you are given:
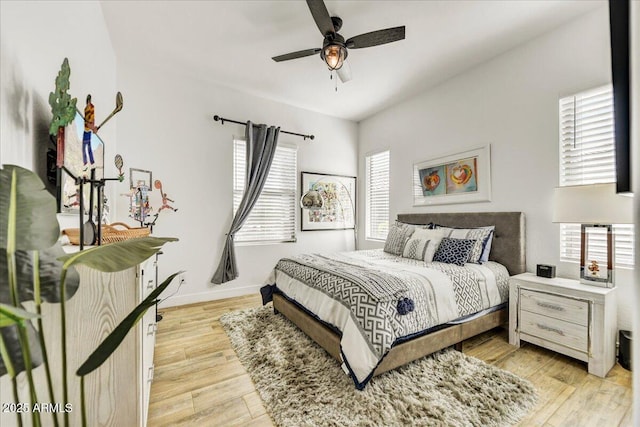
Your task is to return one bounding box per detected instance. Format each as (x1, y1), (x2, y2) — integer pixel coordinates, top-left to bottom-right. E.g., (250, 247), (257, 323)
(433, 237), (476, 266)
(402, 228), (448, 262)
(383, 222), (416, 255)
(432, 225), (495, 263)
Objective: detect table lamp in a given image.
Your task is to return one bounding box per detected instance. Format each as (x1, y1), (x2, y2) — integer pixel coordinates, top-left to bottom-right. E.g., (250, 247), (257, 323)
(553, 183), (633, 287)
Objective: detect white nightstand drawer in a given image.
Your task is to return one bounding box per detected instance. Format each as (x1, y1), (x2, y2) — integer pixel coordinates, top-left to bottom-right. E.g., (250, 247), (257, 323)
(509, 273), (616, 378)
(520, 311), (588, 353)
(520, 289), (588, 326)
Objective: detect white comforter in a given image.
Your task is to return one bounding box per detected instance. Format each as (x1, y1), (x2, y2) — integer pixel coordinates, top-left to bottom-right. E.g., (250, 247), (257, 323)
(267, 249), (510, 389)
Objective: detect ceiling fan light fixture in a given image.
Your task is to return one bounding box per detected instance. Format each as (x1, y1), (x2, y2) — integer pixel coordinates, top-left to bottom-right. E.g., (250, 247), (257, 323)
(322, 44), (346, 71)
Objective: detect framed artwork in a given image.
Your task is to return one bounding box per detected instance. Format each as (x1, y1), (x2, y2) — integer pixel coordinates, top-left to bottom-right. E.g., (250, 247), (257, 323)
(130, 168), (153, 190)
(413, 145), (491, 206)
(301, 172), (356, 231)
(60, 110), (105, 213)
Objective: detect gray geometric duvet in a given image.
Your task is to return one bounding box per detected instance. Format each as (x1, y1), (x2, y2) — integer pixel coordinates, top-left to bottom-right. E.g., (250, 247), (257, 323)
(267, 249), (510, 388)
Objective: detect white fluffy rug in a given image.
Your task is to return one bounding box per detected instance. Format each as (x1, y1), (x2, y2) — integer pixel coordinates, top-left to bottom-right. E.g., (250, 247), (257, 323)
(220, 305), (537, 427)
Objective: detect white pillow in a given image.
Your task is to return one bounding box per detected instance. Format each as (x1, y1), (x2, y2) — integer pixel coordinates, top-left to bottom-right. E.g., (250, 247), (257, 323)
(402, 228), (448, 262)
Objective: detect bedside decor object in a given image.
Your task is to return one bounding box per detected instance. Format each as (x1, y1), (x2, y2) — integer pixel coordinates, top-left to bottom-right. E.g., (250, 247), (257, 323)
(536, 264), (556, 278)
(301, 172), (356, 233)
(413, 145), (491, 206)
(552, 183), (633, 287)
(509, 273), (617, 377)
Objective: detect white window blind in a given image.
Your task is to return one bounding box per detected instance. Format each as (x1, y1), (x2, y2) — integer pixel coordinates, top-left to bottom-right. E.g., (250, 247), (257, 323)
(233, 139), (297, 244)
(560, 86), (616, 186)
(559, 85), (634, 267)
(366, 150), (390, 241)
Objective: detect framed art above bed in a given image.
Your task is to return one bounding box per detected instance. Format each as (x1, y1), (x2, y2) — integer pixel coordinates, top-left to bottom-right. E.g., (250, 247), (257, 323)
(413, 145), (491, 206)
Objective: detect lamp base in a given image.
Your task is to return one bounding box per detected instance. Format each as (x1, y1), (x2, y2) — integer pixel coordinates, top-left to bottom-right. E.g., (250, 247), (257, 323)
(579, 277), (614, 288)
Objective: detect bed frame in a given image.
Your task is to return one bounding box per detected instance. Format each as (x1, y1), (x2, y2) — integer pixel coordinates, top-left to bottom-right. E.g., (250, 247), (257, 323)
(273, 212), (526, 377)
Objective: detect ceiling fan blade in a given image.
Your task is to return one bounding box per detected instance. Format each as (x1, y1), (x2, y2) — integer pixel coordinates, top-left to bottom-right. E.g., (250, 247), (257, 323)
(272, 48), (321, 62)
(346, 26), (405, 49)
(306, 0), (335, 36)
(337, 60), (352, 83)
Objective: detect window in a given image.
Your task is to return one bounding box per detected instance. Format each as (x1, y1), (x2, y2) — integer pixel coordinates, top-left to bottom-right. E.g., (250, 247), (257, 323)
(365, 150), (390, 241)
(559, 85), (634, 267)
(233, 139), (297, 244)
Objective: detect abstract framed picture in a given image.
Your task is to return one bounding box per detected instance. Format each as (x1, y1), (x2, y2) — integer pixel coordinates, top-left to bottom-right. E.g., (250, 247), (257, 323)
(413, 145), (491, 206)
(301, 172), (356, 231)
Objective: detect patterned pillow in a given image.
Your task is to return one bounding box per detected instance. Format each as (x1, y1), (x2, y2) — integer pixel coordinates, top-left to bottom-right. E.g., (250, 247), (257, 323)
(433, 237), (476, 266)
(383, 222), (416, 255)
(432, 225), (495, 263)
(402, 229), (448, 262)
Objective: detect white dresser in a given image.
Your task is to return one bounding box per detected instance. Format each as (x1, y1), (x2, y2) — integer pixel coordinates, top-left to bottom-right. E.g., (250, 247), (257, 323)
(0, 255), (158, 427)
(509, 273), (617, 378)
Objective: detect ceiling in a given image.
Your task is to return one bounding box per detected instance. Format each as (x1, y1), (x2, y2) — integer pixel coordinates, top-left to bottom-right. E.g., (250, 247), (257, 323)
(101, 1), (602, 122)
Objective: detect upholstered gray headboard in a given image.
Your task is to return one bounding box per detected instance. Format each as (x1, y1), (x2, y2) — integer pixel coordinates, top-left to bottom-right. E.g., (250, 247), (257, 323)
(397, 212), (526, 276)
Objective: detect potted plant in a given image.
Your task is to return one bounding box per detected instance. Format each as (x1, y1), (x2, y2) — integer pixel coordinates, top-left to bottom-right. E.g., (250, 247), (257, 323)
(0, 165), (180, 427)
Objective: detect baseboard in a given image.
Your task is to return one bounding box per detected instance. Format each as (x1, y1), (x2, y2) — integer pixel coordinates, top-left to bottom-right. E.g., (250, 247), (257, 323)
(158, 284), (262, 308)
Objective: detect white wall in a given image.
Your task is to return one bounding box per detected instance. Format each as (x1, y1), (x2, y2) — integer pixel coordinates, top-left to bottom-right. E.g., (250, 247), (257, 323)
(358, 7), (634, 329)
(114, 60), (358, 307)
(0, 1), (118, 222)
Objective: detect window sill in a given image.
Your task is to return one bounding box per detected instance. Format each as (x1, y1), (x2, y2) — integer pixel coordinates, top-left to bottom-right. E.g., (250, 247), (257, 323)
(236, 240), (296, 247)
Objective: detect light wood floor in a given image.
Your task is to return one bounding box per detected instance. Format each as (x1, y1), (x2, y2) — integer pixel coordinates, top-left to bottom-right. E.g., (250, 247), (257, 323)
(148, 294), (632, 426)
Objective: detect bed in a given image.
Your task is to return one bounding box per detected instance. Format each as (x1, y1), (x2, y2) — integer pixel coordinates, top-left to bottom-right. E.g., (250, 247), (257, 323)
(264, 212), (525, 389)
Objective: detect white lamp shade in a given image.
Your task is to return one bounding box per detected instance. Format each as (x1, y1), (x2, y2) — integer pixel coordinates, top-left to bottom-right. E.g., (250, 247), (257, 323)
(553, 183), (633, 224)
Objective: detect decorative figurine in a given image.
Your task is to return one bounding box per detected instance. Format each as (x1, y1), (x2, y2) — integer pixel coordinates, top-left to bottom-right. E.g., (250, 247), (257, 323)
(82, 94), (98, 169)
(155, 180), (178, 212)
(114, 154), (124, 181)
(48, 58), (77, 168)
(96, 92), (123, 131)
(588, 260), (600, 276)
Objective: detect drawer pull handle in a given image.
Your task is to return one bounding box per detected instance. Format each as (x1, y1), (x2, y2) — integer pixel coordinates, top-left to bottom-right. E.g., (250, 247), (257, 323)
(147, 280), (155, 289)
(536, 323), (565, 336)
(536, 301), (564, 311)
(147, 365), (154, 382)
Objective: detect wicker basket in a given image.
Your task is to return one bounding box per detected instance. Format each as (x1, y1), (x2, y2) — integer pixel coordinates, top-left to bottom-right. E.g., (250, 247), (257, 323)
(63, 222), (150, 245)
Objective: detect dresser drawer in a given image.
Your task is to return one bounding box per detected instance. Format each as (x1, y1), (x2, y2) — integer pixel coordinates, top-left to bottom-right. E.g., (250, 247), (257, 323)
(520, 311), (588, 353)
(520, 289), (588, 326)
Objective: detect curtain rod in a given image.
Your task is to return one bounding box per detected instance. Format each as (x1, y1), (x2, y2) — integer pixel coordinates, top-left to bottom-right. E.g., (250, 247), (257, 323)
(213, 115), (314, 140)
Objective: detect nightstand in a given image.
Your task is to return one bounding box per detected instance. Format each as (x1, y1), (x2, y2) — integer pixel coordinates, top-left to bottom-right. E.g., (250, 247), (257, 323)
(509, 272), (617, 377)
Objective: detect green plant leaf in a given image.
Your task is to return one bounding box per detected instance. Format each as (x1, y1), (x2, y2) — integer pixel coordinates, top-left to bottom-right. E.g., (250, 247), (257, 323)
(0, 321), (43, 377)
(0, 165), (59, 252)
(0, 245), (80, 306)
(58, 237), (178, 272)
(0, 304), (39, 328)
(76, 272), (181, 377)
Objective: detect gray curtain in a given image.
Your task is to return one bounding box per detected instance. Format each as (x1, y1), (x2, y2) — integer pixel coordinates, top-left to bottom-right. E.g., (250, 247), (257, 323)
(211, 121), (280, 284)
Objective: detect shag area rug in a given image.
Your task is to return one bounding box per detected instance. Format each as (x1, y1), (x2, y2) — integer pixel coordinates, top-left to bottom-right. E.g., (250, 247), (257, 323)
(220, 305), (537, 427)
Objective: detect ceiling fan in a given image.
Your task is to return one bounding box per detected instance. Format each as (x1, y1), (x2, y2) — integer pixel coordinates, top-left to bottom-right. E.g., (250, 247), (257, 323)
(272, 0), (406, 83)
